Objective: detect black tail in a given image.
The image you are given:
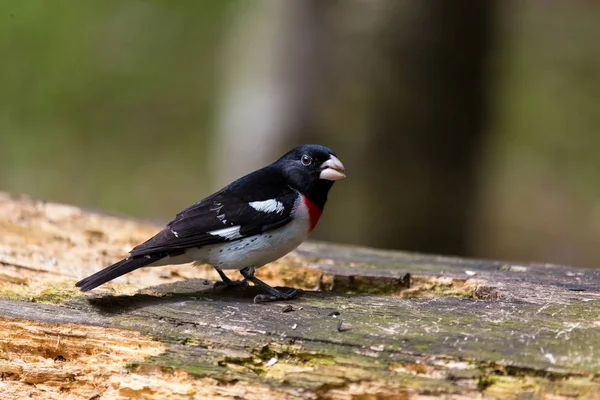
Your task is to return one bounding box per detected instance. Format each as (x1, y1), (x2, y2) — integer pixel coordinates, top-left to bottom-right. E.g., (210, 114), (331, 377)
(75, 253), (165, 292)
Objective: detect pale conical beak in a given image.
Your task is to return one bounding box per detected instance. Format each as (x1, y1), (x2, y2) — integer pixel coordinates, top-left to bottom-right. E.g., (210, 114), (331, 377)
(319, 155), (346, 181)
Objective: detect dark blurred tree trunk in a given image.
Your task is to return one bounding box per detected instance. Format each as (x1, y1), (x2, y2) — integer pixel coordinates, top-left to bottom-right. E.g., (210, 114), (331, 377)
(214, 0), (496, 256)
(356, 1), (496, 254)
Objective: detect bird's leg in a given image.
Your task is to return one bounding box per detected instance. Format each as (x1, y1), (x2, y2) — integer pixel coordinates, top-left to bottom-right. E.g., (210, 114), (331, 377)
(214, 267), (248, 288)
(239, 266), (299, 303)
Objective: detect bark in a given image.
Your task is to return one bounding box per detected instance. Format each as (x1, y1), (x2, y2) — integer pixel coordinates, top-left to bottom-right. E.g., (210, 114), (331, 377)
(0, 191), (599, 399)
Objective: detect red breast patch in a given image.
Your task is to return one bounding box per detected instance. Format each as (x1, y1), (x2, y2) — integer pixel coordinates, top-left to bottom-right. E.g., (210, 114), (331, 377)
(301, 195), (322, 234)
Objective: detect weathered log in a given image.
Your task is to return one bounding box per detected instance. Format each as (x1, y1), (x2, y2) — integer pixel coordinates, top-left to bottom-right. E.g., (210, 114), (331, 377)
(1, 191), (599, 399)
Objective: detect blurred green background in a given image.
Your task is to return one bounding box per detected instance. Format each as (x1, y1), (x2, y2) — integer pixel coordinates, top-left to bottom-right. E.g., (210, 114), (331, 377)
(1, 1), (599, 268)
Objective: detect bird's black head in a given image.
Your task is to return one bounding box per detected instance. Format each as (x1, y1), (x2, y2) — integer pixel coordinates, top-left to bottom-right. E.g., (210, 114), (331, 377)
(275, 144), (346, 210)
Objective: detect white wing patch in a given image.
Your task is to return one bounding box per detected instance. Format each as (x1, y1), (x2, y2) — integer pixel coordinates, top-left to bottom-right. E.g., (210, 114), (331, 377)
(211, 202), (228, 225)
(208, 225), (242, 240)
(249, 199), (285, 214)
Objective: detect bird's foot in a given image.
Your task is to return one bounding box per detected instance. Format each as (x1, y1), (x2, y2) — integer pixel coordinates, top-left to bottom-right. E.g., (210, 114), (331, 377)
(253, 289), (299, 303)
(214, 278), (249, 289)
(239, 266), (300, 303)
(213, 267), (248, 289)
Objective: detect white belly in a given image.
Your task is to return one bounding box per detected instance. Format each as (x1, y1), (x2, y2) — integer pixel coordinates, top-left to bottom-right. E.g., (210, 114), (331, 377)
(195, 217), (308, 269)
(150, 197), (311, 270)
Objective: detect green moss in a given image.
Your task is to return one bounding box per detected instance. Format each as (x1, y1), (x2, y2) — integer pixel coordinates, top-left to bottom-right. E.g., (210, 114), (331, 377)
(478, 375), (499, 391)
(141, 340), (341, 386)
(0, 281), (84, 304)
(125, 362), (140, 370)
(253, 343), (336, 367)
(316, 272), (477, 299)
(34, 286), (84, 304)
(431, 284), (475, 298)
(0, 292), (28, 302)
(146, 353), (227, 379)
(181, 338), (204, 346)
(255, 344), (278, 361)
(331, 275), (410, 296)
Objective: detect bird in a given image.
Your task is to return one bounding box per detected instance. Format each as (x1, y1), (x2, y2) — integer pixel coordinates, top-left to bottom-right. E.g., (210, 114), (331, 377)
(75, 144), (346, 302)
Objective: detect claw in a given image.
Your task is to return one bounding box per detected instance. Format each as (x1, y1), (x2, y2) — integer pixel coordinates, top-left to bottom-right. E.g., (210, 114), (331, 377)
(238, 266), (300, 303)
(253, 289), (299, 303)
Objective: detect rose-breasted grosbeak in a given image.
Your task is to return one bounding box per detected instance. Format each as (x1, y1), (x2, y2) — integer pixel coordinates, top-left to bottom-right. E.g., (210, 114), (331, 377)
(75, 144), (346, 302)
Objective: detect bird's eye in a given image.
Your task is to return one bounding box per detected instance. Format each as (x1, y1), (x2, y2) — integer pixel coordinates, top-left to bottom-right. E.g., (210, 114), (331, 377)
(301, 154), (313, 166)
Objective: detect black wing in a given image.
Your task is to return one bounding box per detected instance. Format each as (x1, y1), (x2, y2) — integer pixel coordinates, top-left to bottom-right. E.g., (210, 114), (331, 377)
(129, 167), (298, 257)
